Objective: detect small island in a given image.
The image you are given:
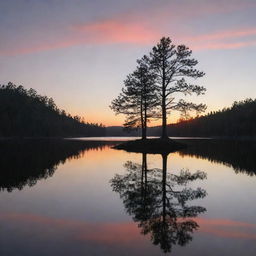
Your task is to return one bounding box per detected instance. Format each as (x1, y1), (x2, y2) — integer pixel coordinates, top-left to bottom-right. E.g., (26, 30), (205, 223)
(113, 138), (186, 154)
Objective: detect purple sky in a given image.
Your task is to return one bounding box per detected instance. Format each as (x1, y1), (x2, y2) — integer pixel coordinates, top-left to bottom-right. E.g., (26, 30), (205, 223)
(0, 0), (256, 125)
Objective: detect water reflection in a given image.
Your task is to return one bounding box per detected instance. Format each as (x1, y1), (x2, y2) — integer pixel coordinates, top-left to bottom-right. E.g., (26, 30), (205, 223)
(179, 139), (256, 175)
(0, 139), (115, 192)
(0, 139), (256, 255)
(111, 153), (207, 253)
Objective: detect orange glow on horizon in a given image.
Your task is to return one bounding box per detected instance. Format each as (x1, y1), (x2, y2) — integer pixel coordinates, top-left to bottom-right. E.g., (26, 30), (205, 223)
(71, 110), (183, 127)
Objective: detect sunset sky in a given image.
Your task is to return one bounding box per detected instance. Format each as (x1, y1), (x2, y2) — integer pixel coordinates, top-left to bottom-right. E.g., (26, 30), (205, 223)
(0, 0), (256, 126)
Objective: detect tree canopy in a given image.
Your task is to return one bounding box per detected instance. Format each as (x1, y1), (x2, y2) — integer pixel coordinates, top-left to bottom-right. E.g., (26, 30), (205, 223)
(110, 37), (206, 139)
(110, 56), (158, 139)
(149, 37), (206, 138)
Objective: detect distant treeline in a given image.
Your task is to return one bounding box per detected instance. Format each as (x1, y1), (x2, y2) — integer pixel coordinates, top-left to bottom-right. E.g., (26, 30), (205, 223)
(149, 99), (256, 137)
(0, 82), (106, 137)
(106, 126), (140, 137)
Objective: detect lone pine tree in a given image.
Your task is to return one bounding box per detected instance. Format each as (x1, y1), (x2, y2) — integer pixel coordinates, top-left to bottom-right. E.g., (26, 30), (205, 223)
(150, 37), (206, 139)
(110, 56), (158, 139)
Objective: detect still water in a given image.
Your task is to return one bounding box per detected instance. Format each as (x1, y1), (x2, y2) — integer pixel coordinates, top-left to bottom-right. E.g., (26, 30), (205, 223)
(0, 138), (256, 255)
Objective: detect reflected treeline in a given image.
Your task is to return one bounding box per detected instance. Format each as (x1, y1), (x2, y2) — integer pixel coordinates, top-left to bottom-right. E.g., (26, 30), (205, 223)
(111, 153), (207, 253)
(179, 139), (256, 175)
(0, 139), (113, 192)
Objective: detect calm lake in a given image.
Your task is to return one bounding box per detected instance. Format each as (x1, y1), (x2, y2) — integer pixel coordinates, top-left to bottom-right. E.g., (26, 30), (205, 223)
(0, 138), (256, 255)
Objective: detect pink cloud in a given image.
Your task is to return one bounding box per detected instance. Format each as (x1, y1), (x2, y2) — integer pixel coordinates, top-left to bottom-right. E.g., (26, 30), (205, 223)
(191, 28), (256, 42)
(196, 218), (256, 228)
(0, 37), (85, 56)
(1, 1), (256, 56)
(181, 27), (256, 50)
(200, 227), (256, 239)
(196, 218), (256, 239)
(0, 20), (159, 56)
(73, 20), (159, 45)
(3, 23), (255, 56)
(0, 213), (143, 244)
(194, 40), (256, 50)
(1, 213), (256, 243)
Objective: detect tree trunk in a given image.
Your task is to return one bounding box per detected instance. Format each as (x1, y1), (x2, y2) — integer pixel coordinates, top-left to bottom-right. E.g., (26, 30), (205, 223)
(141, 153), (145, 195)
(142, 153), (148, 192)
(143, 99), (147, 140)
(161, 95), (168, 139)
(140, 97), (146, 140)
(162, 154), (167, 223)
(142, 153), (147, 184)
(142, 126), (146, 140)
(161, 70), (168, 140)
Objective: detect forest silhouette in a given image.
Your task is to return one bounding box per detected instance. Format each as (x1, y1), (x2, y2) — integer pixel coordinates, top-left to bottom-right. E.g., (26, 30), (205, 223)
(0, 82), (106, 137)
(149, 99), (256, 137)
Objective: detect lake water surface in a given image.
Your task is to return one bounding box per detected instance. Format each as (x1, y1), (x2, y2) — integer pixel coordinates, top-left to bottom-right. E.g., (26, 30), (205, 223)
(0, 138), (256, 255)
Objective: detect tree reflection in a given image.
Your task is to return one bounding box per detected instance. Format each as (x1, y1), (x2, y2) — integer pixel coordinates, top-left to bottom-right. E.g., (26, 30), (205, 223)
(0, 139), (113, 192)
(179, 139), (256, 176)
(111, 153), (207, 253)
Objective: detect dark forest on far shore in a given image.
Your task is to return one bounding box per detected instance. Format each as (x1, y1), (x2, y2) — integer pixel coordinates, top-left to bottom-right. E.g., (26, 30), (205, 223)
(1, 83), (255, 139)
(0, 82), (106, 137)
(107, 99), (256, 138)
(163, 99), (256, 137)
